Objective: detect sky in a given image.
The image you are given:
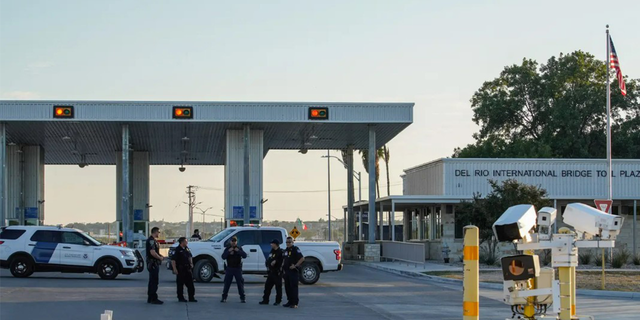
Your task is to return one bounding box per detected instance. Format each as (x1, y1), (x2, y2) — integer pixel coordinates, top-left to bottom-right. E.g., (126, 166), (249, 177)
(1, 0), (639, 225)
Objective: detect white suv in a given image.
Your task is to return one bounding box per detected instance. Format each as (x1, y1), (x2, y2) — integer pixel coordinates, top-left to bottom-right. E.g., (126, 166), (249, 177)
(0, 226), (144, 279)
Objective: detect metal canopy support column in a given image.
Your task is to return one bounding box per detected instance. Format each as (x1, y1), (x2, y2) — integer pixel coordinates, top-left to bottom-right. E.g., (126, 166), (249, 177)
(346, 145), (355, 243)
(391, 201), (395, 241)
(634, 200), (637, 258)
(243, 124), (251, 226)
(379, 202), (384, 240)
(0, 123), (5, 227)
(121, 125), (132, 247)
(416, 209), (422, 240)
(358, 207), (362, 241)
(403, 209), (410, 242)
(367, 126), (376, 244)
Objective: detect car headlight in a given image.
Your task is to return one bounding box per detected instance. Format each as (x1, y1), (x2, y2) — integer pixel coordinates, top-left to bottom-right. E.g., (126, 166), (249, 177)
(119, 250), (135, 256)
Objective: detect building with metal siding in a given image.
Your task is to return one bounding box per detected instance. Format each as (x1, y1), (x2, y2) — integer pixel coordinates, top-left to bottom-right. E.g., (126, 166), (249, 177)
(348, 157), (638, 261)
(404, 158), (640, 200)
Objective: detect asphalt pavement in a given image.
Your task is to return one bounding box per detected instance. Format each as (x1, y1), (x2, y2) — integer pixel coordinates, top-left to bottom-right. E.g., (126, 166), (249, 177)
(1, 264), (638, 320)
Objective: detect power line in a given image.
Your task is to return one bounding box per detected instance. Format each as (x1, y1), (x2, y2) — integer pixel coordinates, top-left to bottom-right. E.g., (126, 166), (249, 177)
(196, 182), (403, 194)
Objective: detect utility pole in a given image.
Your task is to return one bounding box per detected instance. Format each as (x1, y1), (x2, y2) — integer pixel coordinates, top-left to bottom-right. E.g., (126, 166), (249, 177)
(184, 185), (200, 237)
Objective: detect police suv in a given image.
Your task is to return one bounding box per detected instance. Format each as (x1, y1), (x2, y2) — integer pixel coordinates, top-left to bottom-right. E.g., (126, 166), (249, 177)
(168, 226), (343, 285)
(0, 226), (144, 279)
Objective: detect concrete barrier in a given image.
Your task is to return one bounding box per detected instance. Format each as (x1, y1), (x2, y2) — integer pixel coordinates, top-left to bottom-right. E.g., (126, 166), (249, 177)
(380, 241), (425, 264)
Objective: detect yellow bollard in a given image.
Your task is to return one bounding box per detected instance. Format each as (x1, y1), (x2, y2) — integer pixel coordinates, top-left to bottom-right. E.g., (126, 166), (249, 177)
(571, 266), (576, 317)
(463, 226), (479, 320)
(559, 266), (572, 320)
(523, 249), (536, 319)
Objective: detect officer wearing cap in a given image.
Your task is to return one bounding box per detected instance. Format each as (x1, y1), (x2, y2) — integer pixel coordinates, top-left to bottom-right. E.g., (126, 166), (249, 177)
(221, 236), (247, 303)
(259, 239), (284, 306)
(171, 237), (197, 302)
(146, 227), (164, 304)
(282, 236), (304, 308)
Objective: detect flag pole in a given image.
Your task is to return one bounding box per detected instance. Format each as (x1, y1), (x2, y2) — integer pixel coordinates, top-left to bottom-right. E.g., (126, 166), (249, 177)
(606, 25), (612, 202)
(604, 24), (612, 291)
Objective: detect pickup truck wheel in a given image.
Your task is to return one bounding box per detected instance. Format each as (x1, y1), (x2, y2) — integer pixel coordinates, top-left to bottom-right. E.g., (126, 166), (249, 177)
(194, 260), (214, 283)
(97, 259), (120, 280)
(299, 262), (320, 285)
(10, 256), (34, 278)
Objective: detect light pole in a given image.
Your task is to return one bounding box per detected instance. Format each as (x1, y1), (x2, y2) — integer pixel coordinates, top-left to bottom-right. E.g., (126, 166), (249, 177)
(327, 150), (331, 241)
(321, 154), (361, 202)
(322, 153), (363, 243)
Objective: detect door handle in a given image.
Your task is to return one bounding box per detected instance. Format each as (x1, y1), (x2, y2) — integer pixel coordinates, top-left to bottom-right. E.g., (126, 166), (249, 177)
(28, 244), (35, 247)
(250, 249), (257, 252)
(63, 246), (71, 249)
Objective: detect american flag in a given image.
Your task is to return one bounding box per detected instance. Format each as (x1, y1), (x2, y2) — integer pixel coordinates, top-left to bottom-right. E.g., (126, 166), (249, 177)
(609, 37), (627, 96)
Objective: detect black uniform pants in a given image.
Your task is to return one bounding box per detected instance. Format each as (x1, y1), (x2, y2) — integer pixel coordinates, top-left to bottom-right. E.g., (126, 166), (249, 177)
(284, 269), (299, 305)
(262, 272), (282, 303)
(147, 263), (159, 301)
(222, 267), (245, 299)
(176, 266), (195, 300)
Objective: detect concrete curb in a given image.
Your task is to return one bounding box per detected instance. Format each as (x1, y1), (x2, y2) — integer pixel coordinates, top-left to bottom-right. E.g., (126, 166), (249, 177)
(349, 261), (640, 300)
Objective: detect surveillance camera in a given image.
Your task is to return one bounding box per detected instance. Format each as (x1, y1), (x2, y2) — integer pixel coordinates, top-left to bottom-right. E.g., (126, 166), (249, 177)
(493, 205), (537, 243)
(563, 203), (624, 240)
(179, 166), (186, 172)
(537, 207), (557, 228)
(79, 163), (87, 168)
(536, 207), (557, 240)
(298, 149), (308, 154)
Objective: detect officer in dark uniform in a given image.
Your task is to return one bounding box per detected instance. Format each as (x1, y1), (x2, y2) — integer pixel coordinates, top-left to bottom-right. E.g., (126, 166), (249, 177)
(221, 236), (247, 303)
(259, 239), (283, 306)
(171, 237), (197, 302)
(146, 227), (164, 304)
(282, 236), (304, 308)
(191, 229), (202, 240)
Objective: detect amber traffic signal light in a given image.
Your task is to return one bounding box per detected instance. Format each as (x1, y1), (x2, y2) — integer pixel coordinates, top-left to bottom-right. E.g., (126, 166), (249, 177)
(308, 107), (328, 120)
(53, 106), (74, 118)
(173, 106), (193, 119)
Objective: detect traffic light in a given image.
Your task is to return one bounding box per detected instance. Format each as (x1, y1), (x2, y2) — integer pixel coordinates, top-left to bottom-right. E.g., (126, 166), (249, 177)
(53, 106), (74, 118)
(173, 106), (193, 119)
(308, 107), (329, 120)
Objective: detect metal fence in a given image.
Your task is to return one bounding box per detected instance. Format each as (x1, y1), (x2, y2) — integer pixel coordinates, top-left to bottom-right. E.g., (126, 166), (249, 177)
(380, 241), (426, 263)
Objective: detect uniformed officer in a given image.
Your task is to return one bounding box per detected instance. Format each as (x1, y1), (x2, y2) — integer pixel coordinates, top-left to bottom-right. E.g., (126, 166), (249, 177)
(220, 236), (247, 303)
(282, 236), (304, 308)
(191, 229), (202, 240)
(171, 237), (197, 302)
(146, 227), (164, 304)
(259, 239), (283, 306)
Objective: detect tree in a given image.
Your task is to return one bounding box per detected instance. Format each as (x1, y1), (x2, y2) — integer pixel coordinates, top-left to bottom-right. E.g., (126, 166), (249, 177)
(359, 148), (385, 198)
(456, 179), (551, 263)
(382, 145), (390, 196)
(454, 51), (640, 159)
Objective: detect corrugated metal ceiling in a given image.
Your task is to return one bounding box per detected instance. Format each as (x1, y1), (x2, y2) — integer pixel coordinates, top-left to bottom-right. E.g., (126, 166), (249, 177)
(2, 101), (412, 165)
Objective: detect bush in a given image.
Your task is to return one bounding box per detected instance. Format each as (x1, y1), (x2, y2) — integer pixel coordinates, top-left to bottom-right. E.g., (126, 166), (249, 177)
(540, 249), (552, 266)
(611, 249), (631, 269)
(479, 241), (500, 266)
(594, 251), (610, 266)
(579, 250), (593, 265)
(633, 254), (640, 266)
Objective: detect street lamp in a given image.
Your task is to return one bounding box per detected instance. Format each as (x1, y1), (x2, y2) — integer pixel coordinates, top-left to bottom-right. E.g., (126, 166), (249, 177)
(321, 154), (362, 202)
(321, 152), (363, 242)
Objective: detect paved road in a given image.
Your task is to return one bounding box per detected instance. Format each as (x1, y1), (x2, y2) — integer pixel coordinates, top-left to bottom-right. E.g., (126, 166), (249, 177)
(1, 264), (638, 320)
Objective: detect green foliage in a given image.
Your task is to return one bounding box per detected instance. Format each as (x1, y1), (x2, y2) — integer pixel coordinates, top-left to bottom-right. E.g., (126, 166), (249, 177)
(479, 241), (500, 266)
(454, 51), (640, 159)
(594, 251), (610, 266)
(456, 179), (551, 243)
(633, 254), (640, 266)
(579, 250), (593, 265)
(611, 249), (631, 268)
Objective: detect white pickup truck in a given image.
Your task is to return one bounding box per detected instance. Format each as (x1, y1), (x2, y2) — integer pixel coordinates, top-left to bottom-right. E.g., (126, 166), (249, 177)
(168, 226), (343, 284)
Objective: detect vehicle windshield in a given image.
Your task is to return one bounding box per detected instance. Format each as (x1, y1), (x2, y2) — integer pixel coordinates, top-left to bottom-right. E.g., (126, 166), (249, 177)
(208, 228), (235, 242)
(82, 232), (103, 246)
